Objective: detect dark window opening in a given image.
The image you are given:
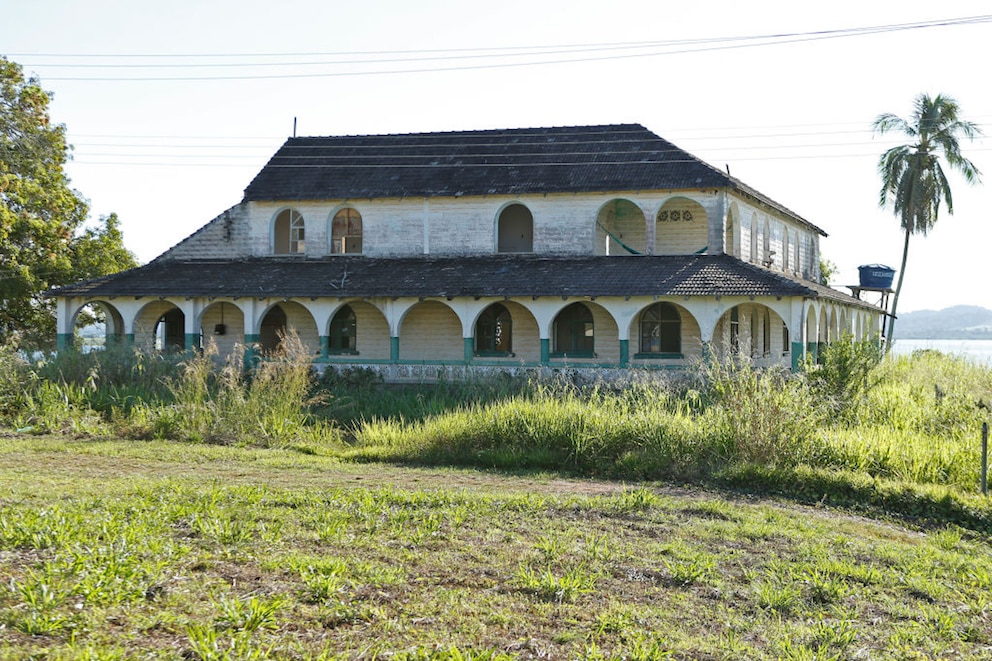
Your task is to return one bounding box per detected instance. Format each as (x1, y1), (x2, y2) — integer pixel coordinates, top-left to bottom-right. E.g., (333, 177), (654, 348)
(637, 303), (681, 357)
(497, 204), (533, 253)
(260, 305), (287, 353)
(155, 309), (185, 353)
(552, 303), (594, 357)
(475, 304), (513, 356)
(329, 305), (357, 354)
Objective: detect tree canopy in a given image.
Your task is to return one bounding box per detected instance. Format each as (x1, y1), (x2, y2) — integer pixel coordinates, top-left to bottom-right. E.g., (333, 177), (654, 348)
(872, 93), (982, 345)
(0, 56), (137, 349)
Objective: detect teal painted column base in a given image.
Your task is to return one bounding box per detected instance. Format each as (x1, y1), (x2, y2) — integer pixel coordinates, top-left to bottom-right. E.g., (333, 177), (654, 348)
(184, 333), (199, 353)
(540, 338), (550, 365)
(390, 337), (400, 362)
(56, 333), (73, 353)
(463, 338), (473, 364)
(244, 334), (260, 368)
(619, 339), (629, 367)
(806, 342), (818, 365)
(791, 341), (804, 372)
(701, 341), (714, 363)
(125, 333), (135, 348)
(319, 335), (330, 359)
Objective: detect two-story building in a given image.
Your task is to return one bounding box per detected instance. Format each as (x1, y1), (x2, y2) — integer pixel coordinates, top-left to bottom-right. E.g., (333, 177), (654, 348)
(51, 124), (883, 380)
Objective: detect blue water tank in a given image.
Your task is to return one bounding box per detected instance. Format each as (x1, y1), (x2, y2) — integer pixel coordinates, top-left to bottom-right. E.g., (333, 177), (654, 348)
(858, 264), (895, 289)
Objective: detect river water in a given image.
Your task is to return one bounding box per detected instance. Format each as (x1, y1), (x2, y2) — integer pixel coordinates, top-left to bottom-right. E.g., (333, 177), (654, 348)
(890, 339), (992, 365)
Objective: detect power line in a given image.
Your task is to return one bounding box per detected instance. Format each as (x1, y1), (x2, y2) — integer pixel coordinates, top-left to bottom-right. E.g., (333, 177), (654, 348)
(15, 14), (992, 82)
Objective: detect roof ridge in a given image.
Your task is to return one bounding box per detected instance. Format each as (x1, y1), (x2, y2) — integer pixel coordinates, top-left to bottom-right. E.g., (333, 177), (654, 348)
(286, 123), (649, 142)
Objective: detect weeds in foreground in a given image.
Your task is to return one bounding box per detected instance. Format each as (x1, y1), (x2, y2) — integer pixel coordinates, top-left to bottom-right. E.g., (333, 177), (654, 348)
(2, 471), (992, 658)
(2, 339), (990, 497)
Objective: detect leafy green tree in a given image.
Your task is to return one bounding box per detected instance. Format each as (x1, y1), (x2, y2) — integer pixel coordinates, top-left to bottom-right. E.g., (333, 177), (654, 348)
(0, 56), (137, 348)
(819, 258), (837, 286)
(872, 94), (982, 347)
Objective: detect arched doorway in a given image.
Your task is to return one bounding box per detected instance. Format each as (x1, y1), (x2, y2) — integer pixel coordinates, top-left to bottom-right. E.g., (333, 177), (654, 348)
(552, 303), (595, 358)
(474, 303), (513, 356)
(70, 301), (125, 353)
(595, 199), (645, 256)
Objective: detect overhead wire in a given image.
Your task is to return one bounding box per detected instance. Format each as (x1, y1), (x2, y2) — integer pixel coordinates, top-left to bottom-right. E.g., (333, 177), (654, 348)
(12, 14), (992, 82)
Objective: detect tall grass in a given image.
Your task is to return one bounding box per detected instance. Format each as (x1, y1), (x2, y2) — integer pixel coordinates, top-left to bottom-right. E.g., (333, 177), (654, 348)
(2, 337), (991, 500)
(353, 366), (830, 479)
(142, 332), (339, 447)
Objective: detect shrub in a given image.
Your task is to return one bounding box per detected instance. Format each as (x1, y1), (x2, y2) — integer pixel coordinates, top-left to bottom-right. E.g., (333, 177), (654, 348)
(806, 334), (884, 422)
(704, 358), (827, 466)
(0, 345), (34, 420)
(148, 331), (337, 447)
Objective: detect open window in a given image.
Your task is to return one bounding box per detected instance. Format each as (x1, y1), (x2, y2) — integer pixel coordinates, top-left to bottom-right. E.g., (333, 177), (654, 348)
(273, 209), (305, 254)
(552, 303), (594, 358)
(497, 204), (533, 253)
(475, 303), (512, 356)
(637, 303), (681, 357)
(328, 305), (358, 354)
(331, 208), (363, 254)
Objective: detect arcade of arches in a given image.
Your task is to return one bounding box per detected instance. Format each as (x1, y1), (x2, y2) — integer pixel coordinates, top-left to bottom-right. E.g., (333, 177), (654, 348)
(61, 294), (881, 374)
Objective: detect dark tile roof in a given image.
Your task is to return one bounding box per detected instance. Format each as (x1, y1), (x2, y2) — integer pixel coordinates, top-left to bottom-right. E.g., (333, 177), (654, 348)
(49, 254), (871, 308)
(242, 124), (824, 235)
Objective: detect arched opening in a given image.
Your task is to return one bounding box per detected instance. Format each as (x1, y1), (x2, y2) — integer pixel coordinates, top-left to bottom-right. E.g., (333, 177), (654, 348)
(199, 301), (245, 359)
(496, 204), (533, 253)
(793, 233), (801, 275)
(328, 305), (357, 354)
(595, 199), (645, 256)
(475, 303), (513, 355)
(330, 301), (390, 360)
(656, 198), (708, 255)
(257, 302), (320, 356)
(637, 302), (681, 356)
(806, 306), (818, 360)
(724, 211), (737, 257)
(331, 208), (363, 254)
(749, 213), (759, 264)
(782, 228), (790, 272)
(156, 309), (185, 353)
(399, 301), (462, 361)
(552, 303), (594, 358)
(273, 209), (305, 255)
(70, 301), (125, 353)
(134, 301), (185, 353)
(762, 218), (772, 266)
(714, 304), (790, 365)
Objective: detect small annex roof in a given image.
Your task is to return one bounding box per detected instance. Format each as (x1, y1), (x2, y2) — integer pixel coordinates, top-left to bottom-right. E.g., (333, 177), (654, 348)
(50, 254), (871, 308)
(242, 124), (826, 236)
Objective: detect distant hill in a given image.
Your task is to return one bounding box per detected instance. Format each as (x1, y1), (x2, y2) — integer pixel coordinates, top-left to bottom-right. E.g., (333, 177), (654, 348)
(895, 305), (992, 339)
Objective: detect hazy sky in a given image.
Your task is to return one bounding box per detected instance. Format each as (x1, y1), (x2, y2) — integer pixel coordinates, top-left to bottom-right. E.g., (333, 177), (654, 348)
(3, 0), (990, 313)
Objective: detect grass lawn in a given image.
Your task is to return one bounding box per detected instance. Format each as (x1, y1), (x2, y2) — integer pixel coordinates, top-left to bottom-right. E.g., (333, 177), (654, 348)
(3, 436), (992, 659)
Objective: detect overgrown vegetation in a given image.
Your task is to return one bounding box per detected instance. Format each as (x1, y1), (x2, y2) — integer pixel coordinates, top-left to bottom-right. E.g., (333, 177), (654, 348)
(2, 337), (990, 496)
(2, 337), (992, 657)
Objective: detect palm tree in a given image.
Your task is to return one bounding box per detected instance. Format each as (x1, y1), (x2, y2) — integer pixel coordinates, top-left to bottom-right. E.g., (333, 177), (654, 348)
(873, 93), (982, 348)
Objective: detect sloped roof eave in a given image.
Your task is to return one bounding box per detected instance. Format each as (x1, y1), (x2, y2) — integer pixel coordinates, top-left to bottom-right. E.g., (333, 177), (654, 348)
(47, 255), (874, 310)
